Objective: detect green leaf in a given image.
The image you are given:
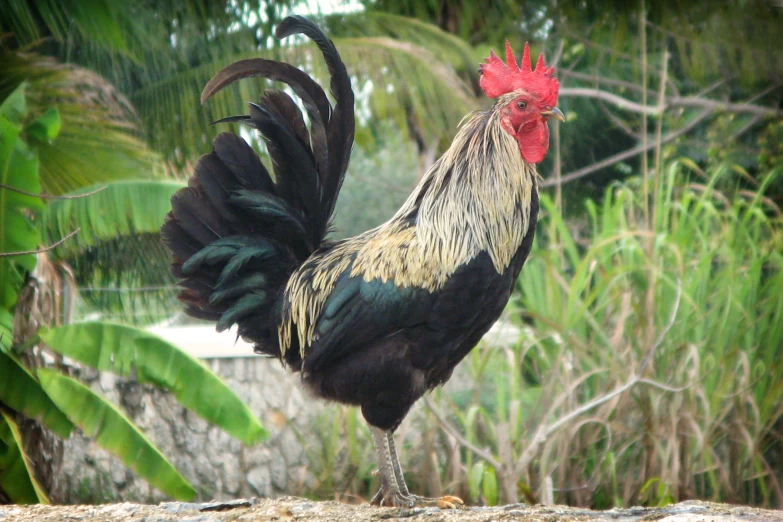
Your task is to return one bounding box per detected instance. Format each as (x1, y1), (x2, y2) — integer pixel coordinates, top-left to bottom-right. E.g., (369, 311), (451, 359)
(482, 466), (499, 506)
(40, 322), (267, 445)
(0, 118), (44, 210)
(0, 309), (12, 351)
(37, 369), (196, 501)
(0, 104), (41, 312)
(0, 411), (50, 504)
(0, 351), (74, 437)
(0, 83), (26, 124)
(38, 179), (183, 324)
(25, 108), (61, 143)
(468, 461), (485, 502)
(40, 179), (184, 259)
(130, 20), (477, 165)
(36, 124), (159, 196)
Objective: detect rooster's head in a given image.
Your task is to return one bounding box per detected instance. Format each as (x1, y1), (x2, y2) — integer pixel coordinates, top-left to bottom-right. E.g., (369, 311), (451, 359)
(480, 42), (564, 164)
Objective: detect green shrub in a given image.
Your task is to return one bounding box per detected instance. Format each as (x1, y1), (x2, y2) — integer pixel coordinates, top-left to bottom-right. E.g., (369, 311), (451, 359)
(460, 159), (783, 507)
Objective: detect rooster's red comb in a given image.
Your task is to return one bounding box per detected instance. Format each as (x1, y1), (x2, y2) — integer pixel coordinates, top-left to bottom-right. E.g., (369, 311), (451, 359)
(479, 41), (559, 105)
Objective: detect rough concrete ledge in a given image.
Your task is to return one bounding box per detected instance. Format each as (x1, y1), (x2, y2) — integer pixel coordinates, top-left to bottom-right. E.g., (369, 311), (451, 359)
(1, 497), (780, 522)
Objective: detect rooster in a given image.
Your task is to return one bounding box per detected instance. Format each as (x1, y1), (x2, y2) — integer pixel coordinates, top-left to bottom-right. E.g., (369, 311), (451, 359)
(161, 16), (562, 508)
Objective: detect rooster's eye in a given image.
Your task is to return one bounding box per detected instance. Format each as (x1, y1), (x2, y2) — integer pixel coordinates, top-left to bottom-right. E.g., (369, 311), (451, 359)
(516, 100), (527, 110)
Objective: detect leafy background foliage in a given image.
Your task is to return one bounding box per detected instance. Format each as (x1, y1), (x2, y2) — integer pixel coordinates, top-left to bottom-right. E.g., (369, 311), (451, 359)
(0, 83), (264, 503)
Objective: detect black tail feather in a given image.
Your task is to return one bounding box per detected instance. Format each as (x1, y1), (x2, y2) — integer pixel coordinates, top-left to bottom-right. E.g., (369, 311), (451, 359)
(275, 15), (355, 224)
(162, 16), (354, 353)
(246, 101), (321, 243)
(200, 58), (330, 178)
(262, 90), (311, 155)
(192, 154), (238, 224)
(212, 132), (275, 194)
(162, 133), (304, 345)
(169, 183), (228, 245)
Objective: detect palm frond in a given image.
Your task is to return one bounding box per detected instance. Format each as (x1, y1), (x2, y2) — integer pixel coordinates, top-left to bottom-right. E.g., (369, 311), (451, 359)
(323, 12), (480, 83)
(1, 51), (159, 195)
(132, 33), (477, 165)
(41, 179), (182, 256)
(0, 0), (131, 56)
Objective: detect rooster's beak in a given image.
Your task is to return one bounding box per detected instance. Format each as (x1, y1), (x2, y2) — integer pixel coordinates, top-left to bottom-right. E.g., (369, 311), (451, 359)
(540, 107), (565, 122)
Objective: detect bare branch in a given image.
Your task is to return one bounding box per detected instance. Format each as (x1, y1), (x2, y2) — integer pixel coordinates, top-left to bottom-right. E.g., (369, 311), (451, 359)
(541, 109), (713, 187)
(513, 424), (546, 477)
(640, 278), (682, 373)
(637, 378), (691, 393)
(511, 277), (686, 478)
(672, 95), (783, 118)
(598, 101), (639, 139)
(560, 87), (661, 115)
(549, 39), (565, 70)
(693, 79), (728, 99)
(734, 116), (765, 140)
(559, 87), (783, 118)
(512, 373), (692, 479)
(545, 379), (637, 438)
(745, 82), (783, 104)
(547, 79), (782, 188)
(0, 183), (107, 200)
(559, 70), (645, 93)
(0, 229), (80, 258)
(423, 398), (502, 470)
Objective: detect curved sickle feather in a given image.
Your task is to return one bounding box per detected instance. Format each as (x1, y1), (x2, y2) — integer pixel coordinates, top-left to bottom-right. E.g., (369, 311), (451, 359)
(200, 58), (330, 123)
(201, 58), (330, 185)
(209, 115), (251, 126)
(275, 15), (355, 222)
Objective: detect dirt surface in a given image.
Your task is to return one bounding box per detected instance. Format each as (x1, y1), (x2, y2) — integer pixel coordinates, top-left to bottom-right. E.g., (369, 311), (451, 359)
(1, 497), (781, 522)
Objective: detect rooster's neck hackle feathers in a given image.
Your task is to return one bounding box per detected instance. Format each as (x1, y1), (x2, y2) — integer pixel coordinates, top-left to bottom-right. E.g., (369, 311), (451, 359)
(479, 41), (559, 106)
(401, 107), (538, 274)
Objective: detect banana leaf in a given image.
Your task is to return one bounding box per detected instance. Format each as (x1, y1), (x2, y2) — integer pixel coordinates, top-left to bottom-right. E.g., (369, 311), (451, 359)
(37, 369), (196, 500)
(0, 411), (50, 504)
(0, 351), (74, 437)
(40, 322), (267, 445)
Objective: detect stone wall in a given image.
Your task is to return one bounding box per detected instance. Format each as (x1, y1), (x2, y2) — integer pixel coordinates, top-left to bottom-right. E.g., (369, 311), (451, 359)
(51, 356), (328, 504)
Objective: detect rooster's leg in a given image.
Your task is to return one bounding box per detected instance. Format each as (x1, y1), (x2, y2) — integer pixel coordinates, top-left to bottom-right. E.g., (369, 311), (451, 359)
(370, 427), (413, 507)
(370, 427), (464, 509)
(387, 431), (411, 496)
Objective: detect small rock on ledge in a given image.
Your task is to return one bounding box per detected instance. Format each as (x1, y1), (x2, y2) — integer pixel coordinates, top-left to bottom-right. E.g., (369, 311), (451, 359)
(0, 497), (780, 521)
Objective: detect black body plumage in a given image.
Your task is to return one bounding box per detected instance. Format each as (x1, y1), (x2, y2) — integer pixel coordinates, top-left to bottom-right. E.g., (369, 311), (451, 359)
(162, 16), (539, 437)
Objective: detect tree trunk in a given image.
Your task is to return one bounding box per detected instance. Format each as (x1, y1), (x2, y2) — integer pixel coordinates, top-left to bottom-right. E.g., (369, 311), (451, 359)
(12, 254), (77, 498)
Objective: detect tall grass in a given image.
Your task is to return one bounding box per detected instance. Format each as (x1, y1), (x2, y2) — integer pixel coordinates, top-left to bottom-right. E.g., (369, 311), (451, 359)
(304, 159), (783, 509)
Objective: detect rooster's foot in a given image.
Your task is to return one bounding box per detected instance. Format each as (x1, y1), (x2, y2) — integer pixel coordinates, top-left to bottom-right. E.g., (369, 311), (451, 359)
(371, 487), (413, 508)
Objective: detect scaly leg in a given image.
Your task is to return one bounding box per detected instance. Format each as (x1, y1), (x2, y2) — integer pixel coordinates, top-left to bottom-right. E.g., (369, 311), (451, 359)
(387, 431), (410, 496)
(369, 427), (464, 509)
(370, 426), (413, 507)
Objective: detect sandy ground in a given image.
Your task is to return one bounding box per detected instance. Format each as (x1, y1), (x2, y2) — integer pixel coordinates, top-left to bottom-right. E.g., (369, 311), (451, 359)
(1, 497), (780, 522)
